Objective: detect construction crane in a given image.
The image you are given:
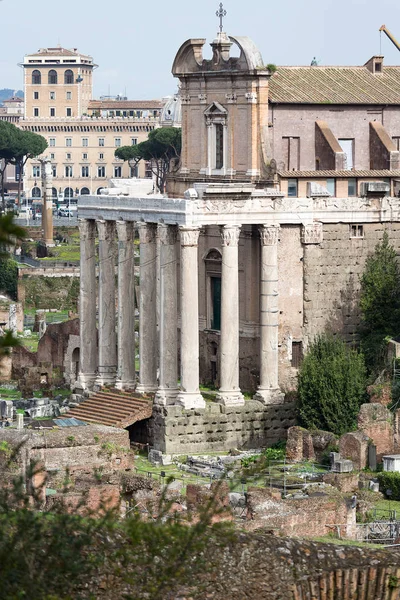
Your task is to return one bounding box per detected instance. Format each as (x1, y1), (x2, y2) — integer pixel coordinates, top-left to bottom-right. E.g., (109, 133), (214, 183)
(379, 25), (400, 52)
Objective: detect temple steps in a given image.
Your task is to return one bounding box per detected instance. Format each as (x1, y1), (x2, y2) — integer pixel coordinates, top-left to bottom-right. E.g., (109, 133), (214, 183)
(67, 389), (153, 429)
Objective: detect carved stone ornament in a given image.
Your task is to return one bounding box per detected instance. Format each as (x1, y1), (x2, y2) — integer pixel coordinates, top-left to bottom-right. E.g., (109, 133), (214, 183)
(138, 223), (157, 244)
(181, 94), (191, 105)
(220, 225), (241, 247)
(159, 224), (178, 246)
(116, 220), (135, 242)
(259, 225), (280, 246)
(301, 222), (323, 245)
(78, 218), (96, 240)
(225, 92), (237, 104)
(245, 92), (257, 103)
(97, 220), (116, 242)
(198, 93), (207, 104)
(179, 227), (200, 247)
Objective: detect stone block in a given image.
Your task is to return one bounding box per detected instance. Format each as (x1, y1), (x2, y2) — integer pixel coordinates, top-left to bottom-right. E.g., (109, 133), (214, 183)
(339, 431), (370, 470)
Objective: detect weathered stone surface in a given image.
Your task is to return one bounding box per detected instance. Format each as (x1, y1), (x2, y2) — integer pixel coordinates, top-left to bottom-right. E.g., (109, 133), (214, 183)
(339, 431), (370, 470)
(149, 402), (296, 454)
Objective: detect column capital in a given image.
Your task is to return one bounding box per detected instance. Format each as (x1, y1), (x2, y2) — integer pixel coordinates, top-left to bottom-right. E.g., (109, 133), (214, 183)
(138, 222), (157, 244)
(96, 219), (116, 242)
(159, 224), (178, 246)
(259, 224), (280, 246)
(116, 220), (135, 242)
(220, 224), (241, 247)
(78, 218), (96, 240)
(179, 227), (200, 247)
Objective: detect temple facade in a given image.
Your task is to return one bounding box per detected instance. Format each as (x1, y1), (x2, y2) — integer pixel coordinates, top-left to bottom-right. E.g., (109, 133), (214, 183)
(76, 30), (400, 452)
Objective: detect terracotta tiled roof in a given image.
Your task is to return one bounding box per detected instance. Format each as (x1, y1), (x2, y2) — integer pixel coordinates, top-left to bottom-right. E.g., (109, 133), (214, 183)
(269, 66), (400, 104)
(88, 100), (163, 110)
(279, 169), (400, 178)
(29, 47), (88, 57)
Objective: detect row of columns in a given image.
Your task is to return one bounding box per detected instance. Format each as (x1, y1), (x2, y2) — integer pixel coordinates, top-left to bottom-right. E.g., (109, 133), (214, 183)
(78, 219), (283, 408)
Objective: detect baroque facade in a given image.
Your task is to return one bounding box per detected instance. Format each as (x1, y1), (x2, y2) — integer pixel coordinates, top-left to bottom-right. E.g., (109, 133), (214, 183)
(77, 30), (400, 452)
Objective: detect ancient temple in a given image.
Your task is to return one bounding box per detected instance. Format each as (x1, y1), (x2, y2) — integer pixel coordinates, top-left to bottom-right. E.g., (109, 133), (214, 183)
(76, 26), (400, 453)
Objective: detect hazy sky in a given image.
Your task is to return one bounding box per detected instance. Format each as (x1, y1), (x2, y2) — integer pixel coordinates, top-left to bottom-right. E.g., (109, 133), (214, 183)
(1, 0), (400, 100)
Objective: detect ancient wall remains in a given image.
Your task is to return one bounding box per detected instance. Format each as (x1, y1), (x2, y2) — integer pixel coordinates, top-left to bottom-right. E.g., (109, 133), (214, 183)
(149, 401), (296, 454)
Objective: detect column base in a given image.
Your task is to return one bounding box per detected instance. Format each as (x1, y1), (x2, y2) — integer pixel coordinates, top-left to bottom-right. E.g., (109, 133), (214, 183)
(136, 383), (158, 395)
(95, 368), (117, 388)
(76, 373), (97, 391)
(115, 380), (136, 391)
(216, 390), (245, 407)
(154, 388), (179, 407)
(176, 391), (206, 410)
(253, 388), (285, 405)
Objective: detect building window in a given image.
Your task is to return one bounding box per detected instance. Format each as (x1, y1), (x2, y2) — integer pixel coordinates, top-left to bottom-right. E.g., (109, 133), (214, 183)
(215, 124), (224, 170)
(348, 178), (357, 196)
(350, 224), (364, 238)
(287, 179), (298, 197)
(66, 153), (71, 160)
(393, 137), (400, 151)
(98, 138), (105, 147)
(52, 187), (58, 199)
(99, 153), (104, 160)
(81, 187), (90, 195)
(339, 139), (354, 170)
(52, 165), (57, 177)
(34, 108), (39, 117)
(81, 166), (89, 177)
(50, 108), (56, 117)
(82, 153), (88, 160)
(64, 187), (74, 199)
(326, 178), (336, 196)
(49, 138), (55, 147)
(64, 69), (74, 84)
(145, 161), (152, 178)
(32, 186), (41, 198)
(66, 108), (72, 117)
(114, 166), (122, 177)
(82, 138), (88, 147)
(50, 91), (55, 100)
(283, 136), (300, 171)
(65, 165), (73, 177)
(115, 138), (121, 147)
(32, 70), (41, 85)
(66, 91), (72, 100)
(97, 166), (105, 177)
(131, 138), (138, 145)
(50, 153), (55, 160)
(291, 341), (303, 368)
(130, 165), (138, 178)
(48, 70), (58, 85)
(34, 91), (39, 100)
(65, 138), (72, 147)
(32, 165), (41, 178)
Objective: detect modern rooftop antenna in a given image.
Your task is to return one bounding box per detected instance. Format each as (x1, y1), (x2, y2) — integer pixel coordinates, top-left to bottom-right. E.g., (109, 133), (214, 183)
(216, 2), (227, 33)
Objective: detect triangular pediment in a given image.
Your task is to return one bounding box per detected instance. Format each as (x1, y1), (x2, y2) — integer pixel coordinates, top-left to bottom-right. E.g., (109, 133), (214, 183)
(204, 101), (227, 116)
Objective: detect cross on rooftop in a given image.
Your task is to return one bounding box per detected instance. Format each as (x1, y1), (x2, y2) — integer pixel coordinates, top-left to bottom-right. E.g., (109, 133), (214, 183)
(216, 2), (227, 33)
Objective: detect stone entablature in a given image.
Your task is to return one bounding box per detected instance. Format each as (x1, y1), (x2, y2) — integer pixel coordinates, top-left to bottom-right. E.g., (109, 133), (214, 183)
(78, 189), (400, 228)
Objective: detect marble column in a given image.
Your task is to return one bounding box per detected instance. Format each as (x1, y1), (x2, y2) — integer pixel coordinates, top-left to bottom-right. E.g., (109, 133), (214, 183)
(216, 225), (244, 406)
(95, 220), (117, 387)
(77, 219), (97, 390)
(176, 227), (205, 409)
(155, 224), (179, 405)
(116, 221), (136, 390)
(254, 225), (284, 404)
(136, 223), (158, 394)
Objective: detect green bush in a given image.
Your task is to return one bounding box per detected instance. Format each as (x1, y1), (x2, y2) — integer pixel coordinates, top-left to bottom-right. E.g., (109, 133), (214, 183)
(0, 257), (18, 299)
(377, 471), (400, 500)
(297, 333), (366, 436)
(359, 232), (400, 375)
